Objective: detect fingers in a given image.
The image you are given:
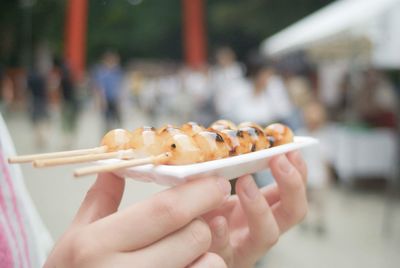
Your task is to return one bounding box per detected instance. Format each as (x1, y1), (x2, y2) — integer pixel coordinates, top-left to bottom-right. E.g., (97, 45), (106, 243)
(261, 151), (307, 206)
(287, 150), (307, 184)
(236, 175), (280, 256)
(135, 219), (212, 268)
(89, 176), (231, 251)
(73, 172), (125, 226)
(188, 253), (227, 268)
(269, 155), (308, 232)
(260, 183), (280, 206)
(201, 197), (236, 222)
(208, 216), (233, 266)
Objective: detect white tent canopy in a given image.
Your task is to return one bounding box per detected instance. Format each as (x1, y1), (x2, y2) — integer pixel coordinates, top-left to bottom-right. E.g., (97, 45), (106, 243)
(261, 0), (400, 67)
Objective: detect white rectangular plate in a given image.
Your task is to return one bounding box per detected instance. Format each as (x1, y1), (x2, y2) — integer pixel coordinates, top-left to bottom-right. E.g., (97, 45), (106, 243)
(107, 136), (318, 186)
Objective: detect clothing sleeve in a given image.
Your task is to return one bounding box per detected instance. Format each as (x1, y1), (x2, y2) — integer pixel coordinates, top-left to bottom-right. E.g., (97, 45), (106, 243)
(0, 114), (53, 267)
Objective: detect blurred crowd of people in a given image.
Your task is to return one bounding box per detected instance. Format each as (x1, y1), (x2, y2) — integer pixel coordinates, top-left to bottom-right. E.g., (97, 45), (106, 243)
(117, 47), (309, 130)
(1, 46), (397, 134)
(0, 56), (79, 149)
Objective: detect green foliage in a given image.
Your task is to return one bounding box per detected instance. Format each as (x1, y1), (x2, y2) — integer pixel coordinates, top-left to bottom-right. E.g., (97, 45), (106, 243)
(87, 0), (182, 64)
(31, 0), (65, 52)
(0, 0), (65, 66)
(207, 0), (334, 60)
(0, 0), (334, 66)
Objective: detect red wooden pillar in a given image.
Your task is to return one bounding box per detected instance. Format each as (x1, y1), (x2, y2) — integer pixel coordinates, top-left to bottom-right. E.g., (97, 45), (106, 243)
(64, 0), (88, 81)
(182, 0), (207, 68)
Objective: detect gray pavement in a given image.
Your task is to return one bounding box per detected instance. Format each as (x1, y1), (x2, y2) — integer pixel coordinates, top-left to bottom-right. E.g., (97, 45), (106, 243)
(4, 106), (400, 268)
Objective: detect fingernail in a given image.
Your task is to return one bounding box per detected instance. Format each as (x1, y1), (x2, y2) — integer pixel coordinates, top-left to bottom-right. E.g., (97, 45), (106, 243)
(216, 177), (231, 198)
(243, 176), (260, 200)
(292, 150), (303, 166)
(277, 155), (292, 174)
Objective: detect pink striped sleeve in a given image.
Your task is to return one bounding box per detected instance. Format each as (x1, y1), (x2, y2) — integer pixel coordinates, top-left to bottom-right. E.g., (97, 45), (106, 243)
(0, 220), (14, 268)
(0, 147), (31, 268)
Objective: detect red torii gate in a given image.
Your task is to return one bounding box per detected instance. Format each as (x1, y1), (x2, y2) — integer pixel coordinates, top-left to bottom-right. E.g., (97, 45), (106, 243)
(182, 0), (207, 69)
(65, 0), (206, 81)
(64, 0), (88, 81)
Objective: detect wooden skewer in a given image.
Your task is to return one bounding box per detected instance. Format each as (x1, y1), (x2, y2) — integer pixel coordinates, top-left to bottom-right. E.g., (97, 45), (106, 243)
(8, 146), (108, 164)
(33, 149), (136, 168)
(74, 152), (172, 177)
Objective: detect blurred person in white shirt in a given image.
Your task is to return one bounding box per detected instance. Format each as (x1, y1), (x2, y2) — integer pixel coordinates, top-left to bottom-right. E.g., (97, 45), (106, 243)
(229, 53), (294, 126)
(211, 47), (245, 120)
(213, 47), (243, 81)
(182, 65), (216, 125)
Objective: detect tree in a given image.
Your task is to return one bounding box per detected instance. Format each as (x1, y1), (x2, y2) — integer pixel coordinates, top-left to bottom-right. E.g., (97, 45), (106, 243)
(0, 0), (64, 67)
(207, 0), (334, 61)
(0, 0), (334, 66)
(87, 0), (182, 63)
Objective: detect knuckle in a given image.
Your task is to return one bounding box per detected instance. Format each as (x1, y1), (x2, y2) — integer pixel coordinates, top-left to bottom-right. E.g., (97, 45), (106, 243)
(68, 231), (95, 265)
(266, 227), (280, 248)
(151, 194), (189, 226)
(252, 202), (270, 217)
(284, 201), (308, 226)
(257, 228), (280, 252)
(187, 219), (212, 249)
(288, 171), (305, 192)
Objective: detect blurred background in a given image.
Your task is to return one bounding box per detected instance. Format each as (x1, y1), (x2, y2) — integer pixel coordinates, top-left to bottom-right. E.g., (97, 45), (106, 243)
(1, 0), (399, 267)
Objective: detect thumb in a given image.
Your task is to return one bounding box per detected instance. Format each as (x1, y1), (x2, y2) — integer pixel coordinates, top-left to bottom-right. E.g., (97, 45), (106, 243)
(73, 172), (125, 226)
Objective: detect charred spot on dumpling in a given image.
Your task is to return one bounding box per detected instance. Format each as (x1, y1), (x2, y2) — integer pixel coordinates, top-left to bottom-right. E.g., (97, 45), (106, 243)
(157, 124), (176, 134)
(267, 136), (275, 147)
(215, 133), (224, 143)
(251, 144), (256, 152)
(171, 143), (177, 149)
(142, 126), (155, 131)
(254, 128), (261, 135)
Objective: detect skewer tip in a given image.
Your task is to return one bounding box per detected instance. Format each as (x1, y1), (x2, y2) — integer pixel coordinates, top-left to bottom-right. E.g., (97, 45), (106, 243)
(7, 157), (26, 164)
(73, 170), (88, 178)
(32, 160), (44, 168)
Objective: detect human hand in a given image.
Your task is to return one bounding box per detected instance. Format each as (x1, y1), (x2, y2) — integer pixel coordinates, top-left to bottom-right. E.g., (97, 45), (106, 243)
(44, 173), (232, 268)
(203, 151), (308, 268)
